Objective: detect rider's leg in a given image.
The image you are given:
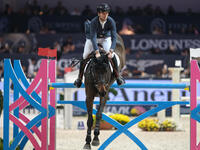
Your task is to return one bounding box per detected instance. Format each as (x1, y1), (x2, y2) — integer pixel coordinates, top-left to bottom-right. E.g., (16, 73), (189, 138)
(101, 37), (111, 53)
(102, 37), (125, 86)
(74, 39), (93, 88)
(111, 54), (125, 86)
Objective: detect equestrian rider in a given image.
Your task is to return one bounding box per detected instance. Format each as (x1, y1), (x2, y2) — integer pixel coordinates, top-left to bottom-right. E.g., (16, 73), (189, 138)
(74, 3), (125, 88)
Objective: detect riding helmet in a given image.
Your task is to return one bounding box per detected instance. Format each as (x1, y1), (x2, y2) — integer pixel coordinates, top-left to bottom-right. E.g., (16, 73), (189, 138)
(97, 3), (111, 13)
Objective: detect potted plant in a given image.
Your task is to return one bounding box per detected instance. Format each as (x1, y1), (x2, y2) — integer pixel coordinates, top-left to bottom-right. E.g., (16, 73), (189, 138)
(93, 113), (114, 130)
(110, 114), (131, 125)
(160, 120), (176, 131)
(130, 106), (146, 116)
(138, 118), (160, 131)
(138, 118), (177, 131)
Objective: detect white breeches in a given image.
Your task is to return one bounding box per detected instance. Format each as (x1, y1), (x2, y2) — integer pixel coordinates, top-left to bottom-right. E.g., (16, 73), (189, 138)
(83, 37), (112, 59)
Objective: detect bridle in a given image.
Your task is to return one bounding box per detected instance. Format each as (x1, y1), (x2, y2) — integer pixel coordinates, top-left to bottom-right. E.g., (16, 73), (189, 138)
(90, 54), (110, 90)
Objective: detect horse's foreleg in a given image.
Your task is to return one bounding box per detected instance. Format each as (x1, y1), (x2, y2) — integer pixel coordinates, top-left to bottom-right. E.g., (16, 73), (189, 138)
(92, 97), (106, 146)
(83, 97), (94, 150)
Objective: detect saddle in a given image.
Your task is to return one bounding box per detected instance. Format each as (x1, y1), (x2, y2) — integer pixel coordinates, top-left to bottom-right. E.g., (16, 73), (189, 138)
(84, 48), (120, 73)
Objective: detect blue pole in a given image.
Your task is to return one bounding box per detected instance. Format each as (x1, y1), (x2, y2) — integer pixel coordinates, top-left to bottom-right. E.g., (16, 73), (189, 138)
(57, 100), (189, 105)
(50, 82), (188, 89)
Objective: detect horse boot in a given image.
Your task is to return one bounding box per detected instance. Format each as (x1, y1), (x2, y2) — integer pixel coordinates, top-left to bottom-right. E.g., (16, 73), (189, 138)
(74, 59), (87, 88)
(111, 55), (125, 86)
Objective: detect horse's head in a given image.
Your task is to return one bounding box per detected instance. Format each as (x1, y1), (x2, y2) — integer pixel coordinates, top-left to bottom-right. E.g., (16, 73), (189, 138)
(92, 53), (111, 97)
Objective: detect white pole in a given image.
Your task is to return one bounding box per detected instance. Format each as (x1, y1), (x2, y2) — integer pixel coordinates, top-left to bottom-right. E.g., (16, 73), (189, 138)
(168, 67), (183, 127)
(63, 70), (79, 129)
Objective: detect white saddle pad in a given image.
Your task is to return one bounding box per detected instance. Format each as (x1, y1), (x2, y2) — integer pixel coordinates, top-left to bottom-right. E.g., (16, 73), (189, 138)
(109, 53), (120, 72)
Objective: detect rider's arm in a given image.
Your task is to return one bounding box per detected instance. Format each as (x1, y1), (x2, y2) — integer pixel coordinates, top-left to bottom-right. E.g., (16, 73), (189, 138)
(90, 19), (99, 51)
(110, 18), (117, 51)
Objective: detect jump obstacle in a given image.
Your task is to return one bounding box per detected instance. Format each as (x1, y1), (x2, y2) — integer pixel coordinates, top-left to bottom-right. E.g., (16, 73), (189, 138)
(2, 58), (200, 150)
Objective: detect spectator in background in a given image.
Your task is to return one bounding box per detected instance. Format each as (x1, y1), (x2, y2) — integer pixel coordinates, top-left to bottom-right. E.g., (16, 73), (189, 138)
(119, 18), (135, 35)
(0, 37), (4, 52)
(114, 6), (124, 16)
(27, 58), (36, 78)
(187, 25), (199, 35)
(152, 25), (163, 35)
(167, 5), (175, 16)
(30, 0), (41, 15)
(143, 4), (154, 16)
(4, 4), (13, 15)
(1, 42), (12, 54)
(16, 41), (26, 54)
(180, 26), (186, 34)
(82, 5), (93, 18)
(161, 64), (169, 78)
(62, 36), (75, 55)
(134, 6), (143, 16)
(131, 51), (148, 78)
(54, 1), (68, 16)
(41, 4), (50, 15)
(150, 48), (162, 54)
(39, 24), (49, 34)
(126, 6), (134, 16)
(166, 45), (178, 55)
(125, 47), (131, 55)
(54, 41), (62, 60)
(186, 8), (194, 16)
(119, 24), (134, 35)
(181, 48), (190, 78)
(134, 24), (145, 34)
(71, 8), (81, 16)
(154, 6), (164, 16)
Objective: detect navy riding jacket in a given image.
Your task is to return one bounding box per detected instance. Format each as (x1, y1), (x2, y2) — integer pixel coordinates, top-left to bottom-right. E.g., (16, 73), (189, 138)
(85, 16), (117, 51)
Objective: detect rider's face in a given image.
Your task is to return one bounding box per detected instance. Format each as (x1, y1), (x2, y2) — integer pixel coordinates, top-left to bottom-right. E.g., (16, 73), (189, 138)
(98, 12), (109, 22)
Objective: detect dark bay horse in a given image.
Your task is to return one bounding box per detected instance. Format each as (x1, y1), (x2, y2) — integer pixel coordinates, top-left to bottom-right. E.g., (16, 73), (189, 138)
(83, 34), (126, 149)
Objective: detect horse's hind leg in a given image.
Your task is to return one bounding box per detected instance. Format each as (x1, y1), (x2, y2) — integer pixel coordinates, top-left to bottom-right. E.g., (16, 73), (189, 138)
(83, 96), (94, 150)
(92, 97), (106, 146)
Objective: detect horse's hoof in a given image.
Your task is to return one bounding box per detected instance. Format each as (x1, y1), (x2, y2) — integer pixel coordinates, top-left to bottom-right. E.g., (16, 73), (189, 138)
(92, 138), (100, 146)
(83, 143), (91, 149)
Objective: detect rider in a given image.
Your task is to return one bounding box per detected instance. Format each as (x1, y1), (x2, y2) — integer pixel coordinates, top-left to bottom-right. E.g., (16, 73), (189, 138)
(74, 3), (125, 88)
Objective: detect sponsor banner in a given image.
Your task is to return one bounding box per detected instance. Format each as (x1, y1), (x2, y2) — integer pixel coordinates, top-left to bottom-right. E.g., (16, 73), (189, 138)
(75, 80), (191, 102)
(0, 79), (195, 116)
(1, 33), (199, 54)
(1, 33), (200, 52)
(121, 35), (200, 51)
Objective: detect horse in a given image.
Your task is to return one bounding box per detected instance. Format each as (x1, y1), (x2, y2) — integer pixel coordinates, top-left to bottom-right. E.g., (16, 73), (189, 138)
(82, 34), (126, 149)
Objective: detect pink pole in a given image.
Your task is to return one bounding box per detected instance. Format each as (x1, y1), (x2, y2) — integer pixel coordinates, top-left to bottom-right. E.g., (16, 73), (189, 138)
(41, 59), (48, 150)
(190, 60), (200, 150)
(49, 60), (56, 150)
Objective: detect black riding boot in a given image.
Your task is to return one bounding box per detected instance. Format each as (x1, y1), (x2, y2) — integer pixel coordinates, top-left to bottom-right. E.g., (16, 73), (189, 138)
(111, 56), (125, 86)
(74, 59), (87, 88)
